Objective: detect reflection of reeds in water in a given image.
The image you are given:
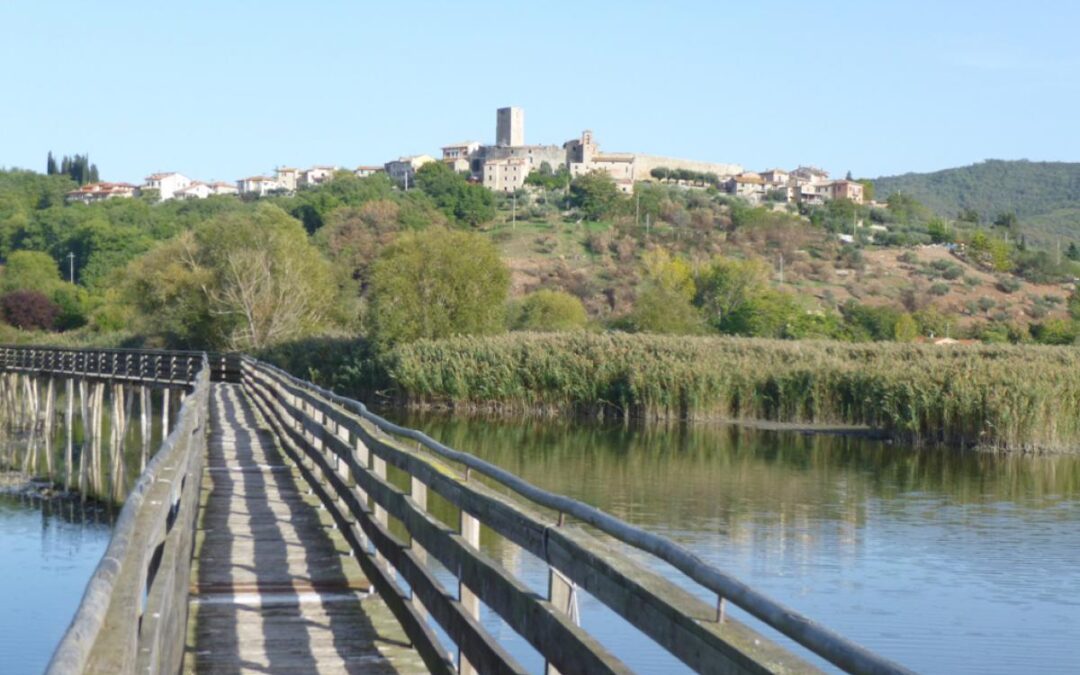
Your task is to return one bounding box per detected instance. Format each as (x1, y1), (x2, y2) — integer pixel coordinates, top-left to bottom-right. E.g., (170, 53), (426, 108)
(390, 410), (1080, 567)
(0, 373), (179, 505)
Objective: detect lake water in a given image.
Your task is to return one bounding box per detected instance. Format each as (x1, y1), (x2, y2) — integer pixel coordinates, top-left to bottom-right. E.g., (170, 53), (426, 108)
(2, 404), (1077, 674)
(0, 488), (113, 675)
(385, 412), (1080, 674)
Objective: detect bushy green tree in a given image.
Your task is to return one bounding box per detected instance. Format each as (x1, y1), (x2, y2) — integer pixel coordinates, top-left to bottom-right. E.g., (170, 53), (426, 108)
(569, 171), (623, 221)
(369, 227), (509, 345)
(415, 162), (495, 227)
(512, 290), (587, 331)
(694, 257), (771, 329)
(625, 284), (705, 335)
(893, 313), (919, 341)
(121, 204), (340, 350)
(1, 250), (63, 292)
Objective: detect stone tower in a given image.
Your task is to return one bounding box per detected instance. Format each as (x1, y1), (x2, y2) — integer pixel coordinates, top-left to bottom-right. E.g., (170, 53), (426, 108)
(496, 106), (524, 147)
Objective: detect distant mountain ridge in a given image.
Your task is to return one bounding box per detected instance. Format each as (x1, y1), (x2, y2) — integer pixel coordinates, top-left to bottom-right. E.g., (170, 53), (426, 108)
(872, 159), (1080, 245)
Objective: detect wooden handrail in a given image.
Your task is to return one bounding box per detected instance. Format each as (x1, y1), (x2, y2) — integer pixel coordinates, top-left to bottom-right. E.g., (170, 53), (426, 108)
(242, 356), (914, 675)
(25, 351), (211, 675)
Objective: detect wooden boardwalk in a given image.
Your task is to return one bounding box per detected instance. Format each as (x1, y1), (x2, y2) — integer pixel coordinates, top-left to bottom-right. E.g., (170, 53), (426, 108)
(184, 384), (425, 674)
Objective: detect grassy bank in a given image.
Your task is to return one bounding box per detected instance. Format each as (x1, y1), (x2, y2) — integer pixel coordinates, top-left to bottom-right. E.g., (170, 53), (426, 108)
(374, 333), (1080, 453)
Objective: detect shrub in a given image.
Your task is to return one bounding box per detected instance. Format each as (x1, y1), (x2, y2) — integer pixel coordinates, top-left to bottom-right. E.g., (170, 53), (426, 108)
(512, 290), (588, 332)
(996, 277), (1021, 293)
(929, 283), (950, 296)
(942, 266), (964, 280)
(977, 296), (997, 312)
(1, 290), (60, 330)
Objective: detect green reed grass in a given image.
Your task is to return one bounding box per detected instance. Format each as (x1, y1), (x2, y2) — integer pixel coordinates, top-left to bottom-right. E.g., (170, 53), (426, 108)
(380, 333), (1080, 453)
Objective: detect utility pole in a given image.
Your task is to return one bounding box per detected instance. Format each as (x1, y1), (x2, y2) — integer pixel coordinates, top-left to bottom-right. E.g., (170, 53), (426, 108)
(68, 252), (75, 283)
(778, 253), (784, 284)
(404, 171), (409, 192)
(635, 192), (640, 227)
(645, 213), (651, 235)
(512, 192), (516, 230)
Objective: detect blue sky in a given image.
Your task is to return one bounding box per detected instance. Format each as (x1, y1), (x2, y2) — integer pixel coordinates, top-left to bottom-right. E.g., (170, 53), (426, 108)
(2, 1), (1078, 184)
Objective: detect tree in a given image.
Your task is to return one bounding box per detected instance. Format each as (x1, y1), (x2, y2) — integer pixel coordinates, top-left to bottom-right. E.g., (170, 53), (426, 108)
(893, 313), (919, 341)
(642, 248), (694, 302)
(454, 183), (495, 227)
(1, 289), (60, 330)
(368, 227), (509, 345)
(1067, 242), (1080, 261)
(414, 162), (495, 227)
(121, 204), (340, 350)
(314, 200), (402, 283)
(1, 250), (63, 293)
(625, 283), (705, 335)
(513, 290), (587, 331)
(958, 207), (981, 224)
(569, 171), (623, 221)
(993, 211), (1018, 229)
(721, 289), (805, 338)
(46, 152), (58, 176)
(926, 218), (950, 243)
(694, 256), (771, 328)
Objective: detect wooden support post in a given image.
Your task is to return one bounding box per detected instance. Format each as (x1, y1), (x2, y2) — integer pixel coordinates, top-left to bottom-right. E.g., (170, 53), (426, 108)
(92, 382), (105, 499)
(139, 386), (150, 471)
(43, 378), (55, 477)
(65, 378), (74, 490)
(78, 380), (89, 497)
(162, 388), (170, 442)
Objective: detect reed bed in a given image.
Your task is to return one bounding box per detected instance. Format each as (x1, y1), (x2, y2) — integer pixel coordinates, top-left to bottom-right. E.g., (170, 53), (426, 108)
(380, 333), (1080, 453)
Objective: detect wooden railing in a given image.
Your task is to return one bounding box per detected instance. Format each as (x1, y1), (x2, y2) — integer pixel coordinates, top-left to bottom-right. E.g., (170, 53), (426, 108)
(39, 353), (210, 675)
(241, 356), (914, 675)
(0, 345), (240, 385)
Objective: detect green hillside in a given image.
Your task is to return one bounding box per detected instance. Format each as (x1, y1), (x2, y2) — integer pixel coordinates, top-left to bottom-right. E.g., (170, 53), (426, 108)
(872, 160), (1080, 245)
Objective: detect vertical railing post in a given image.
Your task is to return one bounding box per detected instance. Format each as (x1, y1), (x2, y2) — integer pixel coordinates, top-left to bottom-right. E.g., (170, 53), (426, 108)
(410, 460), (429, 619)
(459, 496), (481, 675)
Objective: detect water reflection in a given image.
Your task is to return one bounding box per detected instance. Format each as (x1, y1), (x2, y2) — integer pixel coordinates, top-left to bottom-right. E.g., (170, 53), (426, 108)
(386, 410), (1080, 674)
(0, 489), (113, 674)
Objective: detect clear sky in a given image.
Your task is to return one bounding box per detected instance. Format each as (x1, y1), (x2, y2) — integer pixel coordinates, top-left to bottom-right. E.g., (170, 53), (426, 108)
(2, 1), (1078, 184)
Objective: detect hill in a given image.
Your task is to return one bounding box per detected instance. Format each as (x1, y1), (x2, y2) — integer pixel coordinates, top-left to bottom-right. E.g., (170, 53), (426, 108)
(872, 160), (1080, 246)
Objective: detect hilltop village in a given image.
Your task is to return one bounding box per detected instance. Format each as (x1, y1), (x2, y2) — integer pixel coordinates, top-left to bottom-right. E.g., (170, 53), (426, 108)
(63, 106), (864, 208)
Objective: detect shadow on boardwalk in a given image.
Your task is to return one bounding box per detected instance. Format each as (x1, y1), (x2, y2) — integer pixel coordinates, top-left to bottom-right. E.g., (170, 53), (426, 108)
(185, 384), (423, 674)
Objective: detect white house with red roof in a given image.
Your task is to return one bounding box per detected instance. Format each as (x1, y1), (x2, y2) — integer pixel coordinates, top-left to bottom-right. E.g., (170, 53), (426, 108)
(143, 172), (191, 201)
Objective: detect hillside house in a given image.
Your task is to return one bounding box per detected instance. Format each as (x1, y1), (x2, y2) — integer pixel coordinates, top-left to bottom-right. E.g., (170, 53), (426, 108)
(143, 172), (191, 201)
(66, 182), (138, 204)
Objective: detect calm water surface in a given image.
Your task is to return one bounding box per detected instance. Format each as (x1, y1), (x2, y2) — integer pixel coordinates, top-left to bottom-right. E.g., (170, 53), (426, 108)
(386, 412), (1080, 674)
(1, 406), (1077, 674)
(0, 491), (112, 675)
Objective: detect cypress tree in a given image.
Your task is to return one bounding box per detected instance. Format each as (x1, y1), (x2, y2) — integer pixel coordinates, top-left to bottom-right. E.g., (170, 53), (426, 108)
(46, 151), (58, 175)
(89, 163), (99, 183)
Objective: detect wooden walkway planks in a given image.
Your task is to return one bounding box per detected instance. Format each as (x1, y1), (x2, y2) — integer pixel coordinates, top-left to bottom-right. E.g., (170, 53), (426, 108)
(185, 384), (425, 674)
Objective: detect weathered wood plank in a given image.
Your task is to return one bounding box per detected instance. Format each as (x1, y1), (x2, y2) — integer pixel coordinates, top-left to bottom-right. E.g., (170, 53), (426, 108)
(184, 384), (426, 674)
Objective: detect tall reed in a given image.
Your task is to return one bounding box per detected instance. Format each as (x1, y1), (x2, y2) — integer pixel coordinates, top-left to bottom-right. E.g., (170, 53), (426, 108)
(380, 333), (1080, 453)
